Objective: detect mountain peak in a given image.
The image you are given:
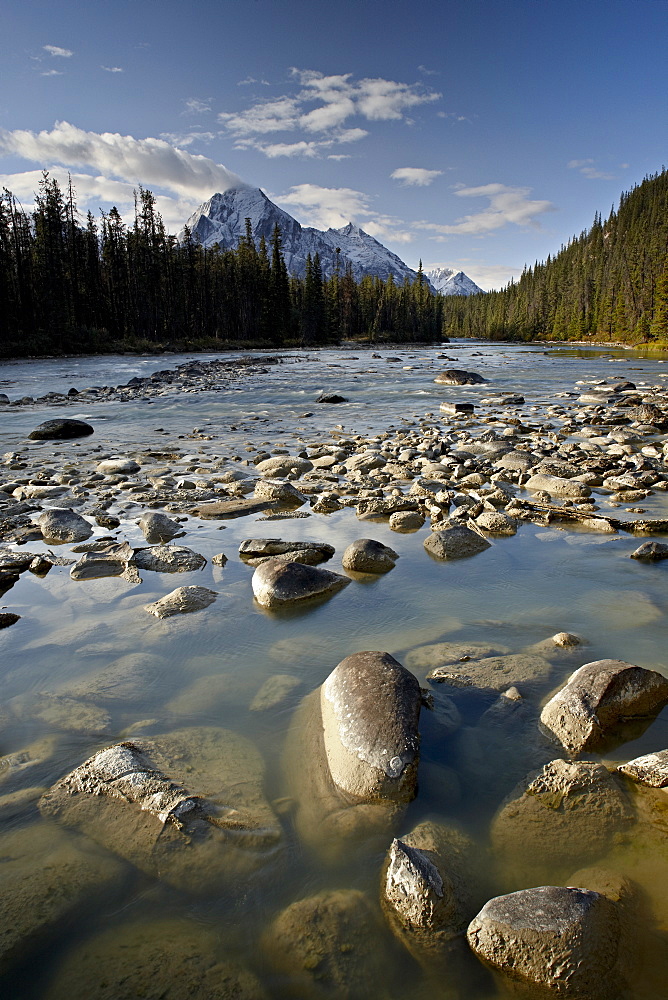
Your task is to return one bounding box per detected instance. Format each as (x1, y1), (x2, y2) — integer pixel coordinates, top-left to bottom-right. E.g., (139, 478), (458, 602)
(179, 190), (481, 294)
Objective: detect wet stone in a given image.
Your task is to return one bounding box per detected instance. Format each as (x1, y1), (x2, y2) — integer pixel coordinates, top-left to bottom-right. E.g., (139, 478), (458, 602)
(252, 559), (349, 608)
(144, 585), (217, 618)
(39, 728), (283, 893)
(617, 749), (668, 787)
(249, 674), (302, 711)
(341, 538), (399, 573)
(138, 511), (184, 543)
(491, 759), (634, 880)
(467, 885), (622, 998)
(424, 524), (491, 560)
(133, 544), (206, 573)
(28, 419), (94, 440)
(38, 508), (93, 543)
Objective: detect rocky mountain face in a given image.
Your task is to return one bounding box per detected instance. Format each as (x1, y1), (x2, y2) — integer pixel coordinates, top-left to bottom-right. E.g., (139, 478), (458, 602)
(425, 267), (483, 296)
(180, 187), (480, 294)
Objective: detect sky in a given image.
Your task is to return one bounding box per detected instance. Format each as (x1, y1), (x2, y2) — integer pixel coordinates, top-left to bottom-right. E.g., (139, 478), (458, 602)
(1, 0), (667, 290)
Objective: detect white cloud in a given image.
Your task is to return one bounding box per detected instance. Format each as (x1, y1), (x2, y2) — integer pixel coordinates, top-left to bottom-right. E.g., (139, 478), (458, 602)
(183, 98), (213, 115)
(102, 65), (123, 73)
(43, 45), (73, 58)
(275, 183), (371, 229)
(218, 68), (440, 157)
(415, 183), (556, 236)
(41, 69), (63, 77)
(237, 76), (270, 86)
(0, 122), (244, 202)
(391, 167), (443, 187)
(567, 158), (614, 180)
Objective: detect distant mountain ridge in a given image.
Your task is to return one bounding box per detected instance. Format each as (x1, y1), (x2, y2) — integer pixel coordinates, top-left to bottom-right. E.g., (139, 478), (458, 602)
(180, 187), (481, 294)
(426, 266), (483, 296)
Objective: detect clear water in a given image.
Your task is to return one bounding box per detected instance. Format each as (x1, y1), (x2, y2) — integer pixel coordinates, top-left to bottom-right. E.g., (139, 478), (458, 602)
(1, 342), (668, 998)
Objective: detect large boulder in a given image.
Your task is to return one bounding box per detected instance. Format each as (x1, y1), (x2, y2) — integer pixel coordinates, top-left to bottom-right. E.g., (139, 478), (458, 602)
(341, 538), (399, 574)
(381, 820), (481, 962)
(467, 886), (621, 997)
(263, 889), (391, 1000)
(320, 651), (421, 803)
(252, 559), (349, 608)
(39, 728), (283, 893)
(28, 418), (93, 440)
(491, 759), (633, 880)
(423, 524), (491, 560)
(38, 509), (93, 543)
(540, 659), (668, 754)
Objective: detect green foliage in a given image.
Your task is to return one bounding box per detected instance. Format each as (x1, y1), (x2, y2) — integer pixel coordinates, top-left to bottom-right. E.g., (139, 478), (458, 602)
(440, 169), (668, 344)
(0, 176), (447, 356)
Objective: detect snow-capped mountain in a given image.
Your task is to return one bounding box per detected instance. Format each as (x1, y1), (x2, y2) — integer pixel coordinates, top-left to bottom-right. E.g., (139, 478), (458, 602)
(180, 187), (426, 286)
(426, 267), (483, 296)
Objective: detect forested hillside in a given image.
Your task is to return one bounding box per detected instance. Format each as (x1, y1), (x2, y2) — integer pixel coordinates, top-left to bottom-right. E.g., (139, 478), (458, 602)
(0, 175), (444, 357)
(441, 169), (668, 345)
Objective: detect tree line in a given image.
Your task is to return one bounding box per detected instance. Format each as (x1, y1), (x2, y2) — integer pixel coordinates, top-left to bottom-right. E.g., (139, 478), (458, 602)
(0, 174), (446, 357)
(439, 168), (668, 345)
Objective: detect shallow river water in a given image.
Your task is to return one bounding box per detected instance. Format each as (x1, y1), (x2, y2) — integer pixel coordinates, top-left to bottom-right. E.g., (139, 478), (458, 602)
(1, 341), (668, 999)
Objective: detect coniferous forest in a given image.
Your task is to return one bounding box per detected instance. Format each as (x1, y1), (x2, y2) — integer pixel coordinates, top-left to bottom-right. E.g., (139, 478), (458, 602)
(0, 175), (444, 358)
(440, 169), (668, 346)
(2, 169), (668, 358)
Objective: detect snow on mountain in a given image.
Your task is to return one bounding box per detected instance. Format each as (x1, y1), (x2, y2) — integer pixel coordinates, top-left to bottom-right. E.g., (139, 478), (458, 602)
(180, 187), (425, 286)
(426, 267), (483, 296)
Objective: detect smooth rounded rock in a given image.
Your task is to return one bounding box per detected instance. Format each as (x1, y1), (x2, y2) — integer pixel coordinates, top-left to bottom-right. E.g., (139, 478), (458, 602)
(320, 650), (421, 803)
(134, 545), (206, 573)
(96, 458), (140, 476)
(138, 512), (183, 543)
(252, 559), (349, 608)
(28, 419), (94, 440)
(143, 585), (217, 617)
(341, 538), (399, 574)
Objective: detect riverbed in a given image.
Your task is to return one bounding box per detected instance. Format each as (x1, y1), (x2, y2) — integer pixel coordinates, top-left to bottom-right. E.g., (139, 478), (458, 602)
(1, 341), (668, 999)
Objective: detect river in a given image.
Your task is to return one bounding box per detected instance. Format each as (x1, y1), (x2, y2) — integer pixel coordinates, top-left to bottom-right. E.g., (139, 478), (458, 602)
(1, 341), (667, 999)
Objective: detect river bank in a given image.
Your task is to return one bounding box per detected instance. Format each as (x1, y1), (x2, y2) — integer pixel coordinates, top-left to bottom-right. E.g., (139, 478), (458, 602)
(1, 343), (668, 998)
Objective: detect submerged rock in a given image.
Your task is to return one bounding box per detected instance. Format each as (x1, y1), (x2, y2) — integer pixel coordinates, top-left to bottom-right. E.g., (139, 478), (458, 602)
(70, 541), (137, 581)
(540, 659), (668, 754)
(341, 538), (399, 574)
(39, 728), (283, 893)
(251, 559), (349, 608)
(143, 586), (217, 618)
(467, 886), (621, 997)
(28, 418), (94, 440)
(263, 889), (390, 999)
(249, 674), (301, 711)
(491, 759), (633, 879)
(43, 918), (267, 1000)
(0, 823), (128, 975)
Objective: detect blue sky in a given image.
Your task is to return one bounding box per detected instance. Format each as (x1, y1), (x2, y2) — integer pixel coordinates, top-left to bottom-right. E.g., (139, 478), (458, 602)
(1, 0), (666, 289)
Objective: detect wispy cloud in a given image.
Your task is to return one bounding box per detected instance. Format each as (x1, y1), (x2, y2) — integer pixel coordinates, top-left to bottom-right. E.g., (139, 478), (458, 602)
(41, 69), (63, 77)
(218, 68), (440, 158)
(418, 65), (440, 76)
(567, 158), (615, 180)
(415, 183), (556, 236)
(274, 183), (414, 244)
(0, 122), (245, 205)
(183, 98), (213, 115)
(391, 167), (443, 187)
(43, 44), (73, 58)
(237, 76), (270, 86)
(102, 65), (123, 73)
